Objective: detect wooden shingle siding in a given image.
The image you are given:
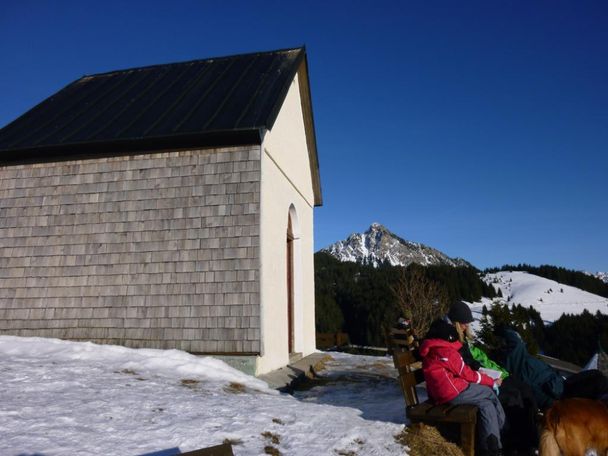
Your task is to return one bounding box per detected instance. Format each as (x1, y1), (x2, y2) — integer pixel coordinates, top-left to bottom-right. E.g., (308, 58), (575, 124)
(0, 145), (261, 353)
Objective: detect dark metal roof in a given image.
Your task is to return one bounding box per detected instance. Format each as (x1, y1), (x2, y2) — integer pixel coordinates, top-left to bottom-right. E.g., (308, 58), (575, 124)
(0, 47), (305, 159)
(0, 46), (322, 206)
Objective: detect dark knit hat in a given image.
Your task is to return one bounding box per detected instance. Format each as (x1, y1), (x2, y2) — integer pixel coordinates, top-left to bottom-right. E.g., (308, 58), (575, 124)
(425, 319), (459, 342)
(448, 300), (474, 324)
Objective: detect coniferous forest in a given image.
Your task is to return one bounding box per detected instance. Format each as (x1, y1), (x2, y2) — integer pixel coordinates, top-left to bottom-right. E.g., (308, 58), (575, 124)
(314, 252), (499, 346)
(315, 253), (608, 365)
(476, 302), (608, 366)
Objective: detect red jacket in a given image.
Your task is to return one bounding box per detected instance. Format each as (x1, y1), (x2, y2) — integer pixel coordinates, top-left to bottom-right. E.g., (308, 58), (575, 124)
(419, 338), (494, 404)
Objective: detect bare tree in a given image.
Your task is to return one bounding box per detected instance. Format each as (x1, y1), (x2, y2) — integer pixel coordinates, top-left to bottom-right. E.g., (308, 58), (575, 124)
(391, 266), (449, 338)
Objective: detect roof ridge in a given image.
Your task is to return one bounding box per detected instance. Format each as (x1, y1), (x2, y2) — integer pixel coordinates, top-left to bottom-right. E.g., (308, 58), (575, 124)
(81, 46), (304, 80)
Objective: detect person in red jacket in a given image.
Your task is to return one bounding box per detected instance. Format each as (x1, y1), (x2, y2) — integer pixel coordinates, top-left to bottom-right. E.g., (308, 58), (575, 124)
(420, 319), (506, 456)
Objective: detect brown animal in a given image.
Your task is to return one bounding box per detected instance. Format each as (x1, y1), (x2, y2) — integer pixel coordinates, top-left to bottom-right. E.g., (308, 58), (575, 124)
(539, 398), (608, 456)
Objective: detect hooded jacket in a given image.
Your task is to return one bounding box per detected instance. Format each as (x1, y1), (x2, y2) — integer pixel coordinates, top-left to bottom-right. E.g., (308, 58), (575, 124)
(500, 328), (563, 409)
(419, 338), (495, 404)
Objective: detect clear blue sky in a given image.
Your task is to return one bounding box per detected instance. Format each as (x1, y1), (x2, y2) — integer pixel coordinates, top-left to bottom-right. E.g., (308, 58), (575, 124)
(1, 1), (607, 272)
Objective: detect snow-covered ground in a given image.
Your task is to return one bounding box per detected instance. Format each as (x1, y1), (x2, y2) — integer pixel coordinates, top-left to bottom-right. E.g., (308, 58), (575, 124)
(3, 271), (605, 455)
(0, 336), (407, 456)
(470, 271), (608, 323)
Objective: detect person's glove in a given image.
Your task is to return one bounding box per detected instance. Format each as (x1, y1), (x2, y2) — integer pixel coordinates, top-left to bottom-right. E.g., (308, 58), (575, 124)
(493, 382), (500, 396)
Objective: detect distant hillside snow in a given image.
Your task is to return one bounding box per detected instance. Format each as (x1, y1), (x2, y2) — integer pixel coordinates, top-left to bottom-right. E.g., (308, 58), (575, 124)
(591, 271), (608, 284)
(474, 271), (608, 323)
(320, 223), (472, 268)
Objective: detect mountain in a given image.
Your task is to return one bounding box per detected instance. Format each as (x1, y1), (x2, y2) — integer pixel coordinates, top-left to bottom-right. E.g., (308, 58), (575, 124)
(320, 223), (472, 268)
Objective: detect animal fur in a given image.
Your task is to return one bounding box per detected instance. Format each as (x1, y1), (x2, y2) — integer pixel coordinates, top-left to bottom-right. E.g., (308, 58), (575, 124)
(539, 398), (608, 456)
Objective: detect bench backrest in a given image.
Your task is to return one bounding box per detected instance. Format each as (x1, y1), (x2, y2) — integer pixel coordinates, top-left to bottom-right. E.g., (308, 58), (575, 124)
(389, 327), (418, 351)
(394, 349), (426, 407)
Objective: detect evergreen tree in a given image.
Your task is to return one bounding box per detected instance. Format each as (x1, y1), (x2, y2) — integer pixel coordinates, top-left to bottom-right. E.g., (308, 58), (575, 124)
(315, 252), (505, 347)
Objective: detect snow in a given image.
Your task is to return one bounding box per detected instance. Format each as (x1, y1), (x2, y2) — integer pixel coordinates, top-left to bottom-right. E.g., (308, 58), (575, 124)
(584, 352), (599, 370)
(0, 336), (407, 456)
(4, 270), (605, 455)
(472, 271), (608, 323)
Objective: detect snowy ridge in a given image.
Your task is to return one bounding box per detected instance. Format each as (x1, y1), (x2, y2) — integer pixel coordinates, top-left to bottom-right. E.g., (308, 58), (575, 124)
(587, 271), (608, 284)
(470, 271), (608, 323)
(321, 223), (471, 268)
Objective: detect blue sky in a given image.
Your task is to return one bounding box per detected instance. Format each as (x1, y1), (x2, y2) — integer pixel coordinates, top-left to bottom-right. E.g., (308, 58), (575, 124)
(1, 1), (607, 272)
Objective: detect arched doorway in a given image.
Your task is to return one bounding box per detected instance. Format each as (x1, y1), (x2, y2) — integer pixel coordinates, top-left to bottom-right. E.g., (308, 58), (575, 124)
(286, 215), (294, 354)
(286, 204), (301, 356)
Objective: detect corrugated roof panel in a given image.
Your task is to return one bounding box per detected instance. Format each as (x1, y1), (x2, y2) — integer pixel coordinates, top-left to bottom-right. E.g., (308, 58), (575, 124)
(0, 76), (109, 148)
(207, 53), (277, 131)
(90, 63), (196, 141)
(85, 67), (185, 140)
(199, 55), (263, 131)
(61, 69), (163, 143)
(139, 61), (217, 137)
(174, 57), (248, 134)
(125, 58), (234, 138)
(31, 71), (142, 147)
(238, 55), (299, 129)
(232, 54), (286, 128)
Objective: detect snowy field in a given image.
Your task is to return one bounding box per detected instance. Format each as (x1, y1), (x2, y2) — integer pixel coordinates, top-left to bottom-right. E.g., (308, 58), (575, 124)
(3, 271), (606, 455)
(0, 336), (407, 456)
(471, 271), (608, 323)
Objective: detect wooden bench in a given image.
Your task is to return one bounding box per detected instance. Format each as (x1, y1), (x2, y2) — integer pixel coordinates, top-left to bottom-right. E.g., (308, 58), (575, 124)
(395, 349), (477, 456)
(388, 326), (418, 354)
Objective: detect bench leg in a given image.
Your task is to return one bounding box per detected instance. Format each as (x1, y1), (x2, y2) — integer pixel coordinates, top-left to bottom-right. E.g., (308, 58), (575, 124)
(460, 421), (475, 456)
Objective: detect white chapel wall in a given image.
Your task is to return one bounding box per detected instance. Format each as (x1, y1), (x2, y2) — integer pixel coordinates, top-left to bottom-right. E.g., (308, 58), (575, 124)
(258, 72), (316, 374)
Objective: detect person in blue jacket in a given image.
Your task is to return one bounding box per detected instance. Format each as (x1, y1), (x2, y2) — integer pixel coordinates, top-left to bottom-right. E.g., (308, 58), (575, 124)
(497, 326), (608, 410)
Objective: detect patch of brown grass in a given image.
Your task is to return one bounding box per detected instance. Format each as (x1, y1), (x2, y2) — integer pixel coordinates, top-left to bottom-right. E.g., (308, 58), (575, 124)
(394, 423), (464, 456)
(120, 369), (138, 375)
(180, 379), (200, 389)
(261, 431), (281, 445)
(224, 382), (247, 394)
(264, 445), (281, 455)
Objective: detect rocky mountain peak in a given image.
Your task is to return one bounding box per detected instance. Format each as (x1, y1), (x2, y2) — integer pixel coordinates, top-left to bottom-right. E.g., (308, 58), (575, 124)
(320, 223), (472, 268)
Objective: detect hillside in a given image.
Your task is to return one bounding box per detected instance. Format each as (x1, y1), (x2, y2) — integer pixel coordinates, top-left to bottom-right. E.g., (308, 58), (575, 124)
(477, 271), (608, 323)
(470, 271), (608, 365)
(487, 264), (608, 297)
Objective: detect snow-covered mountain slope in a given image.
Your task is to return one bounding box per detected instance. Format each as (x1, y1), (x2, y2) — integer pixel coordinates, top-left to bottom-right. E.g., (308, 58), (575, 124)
(320, 223), (471, 268)
(473, 271), (608, 323)
(591, 271), (608, 284)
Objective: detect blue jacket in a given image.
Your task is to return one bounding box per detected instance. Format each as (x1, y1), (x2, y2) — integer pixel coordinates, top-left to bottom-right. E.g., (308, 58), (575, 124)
(502, 329), (563, 409)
